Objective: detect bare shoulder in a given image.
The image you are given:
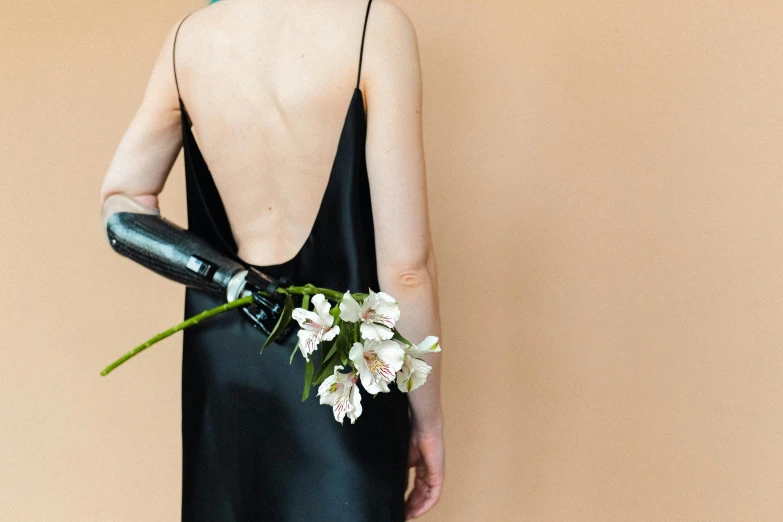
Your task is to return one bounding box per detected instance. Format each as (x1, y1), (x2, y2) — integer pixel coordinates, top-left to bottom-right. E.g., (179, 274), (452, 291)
(165, 1), (234, 50)
(369, 0), (416, 27)
(366, 0), (419, 52)
(362, 0), (422, 103)
(164, 3), (219, 45)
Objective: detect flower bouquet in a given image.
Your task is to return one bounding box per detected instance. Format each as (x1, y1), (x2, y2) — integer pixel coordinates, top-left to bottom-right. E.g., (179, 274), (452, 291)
(100, 283), (440, 424)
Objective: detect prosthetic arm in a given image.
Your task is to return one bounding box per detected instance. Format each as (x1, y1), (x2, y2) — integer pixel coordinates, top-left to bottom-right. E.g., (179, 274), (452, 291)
(101, 193), (296, 340)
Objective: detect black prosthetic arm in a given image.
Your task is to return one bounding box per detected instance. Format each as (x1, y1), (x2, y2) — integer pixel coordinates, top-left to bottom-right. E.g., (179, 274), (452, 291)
(105, 211), (246, 299)
(103, 205), (297, 340)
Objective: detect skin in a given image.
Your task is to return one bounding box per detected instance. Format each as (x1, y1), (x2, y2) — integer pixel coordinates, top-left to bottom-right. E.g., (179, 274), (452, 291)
(99, 1), (443, 518)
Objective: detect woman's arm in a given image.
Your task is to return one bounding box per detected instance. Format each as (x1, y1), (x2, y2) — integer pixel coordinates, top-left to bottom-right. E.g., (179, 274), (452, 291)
(97, 16), (293, 336)
(365, 1), (443, 431)
(99, 16), (187, 214)
(363, 4), (444, 519)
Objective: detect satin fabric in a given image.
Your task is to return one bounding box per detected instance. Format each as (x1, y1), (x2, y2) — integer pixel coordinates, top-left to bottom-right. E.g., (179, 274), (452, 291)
(176, 4), (411, 519)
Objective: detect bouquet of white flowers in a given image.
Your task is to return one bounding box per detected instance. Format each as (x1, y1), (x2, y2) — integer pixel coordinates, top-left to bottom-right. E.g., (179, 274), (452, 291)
(100, 284), (440, 424)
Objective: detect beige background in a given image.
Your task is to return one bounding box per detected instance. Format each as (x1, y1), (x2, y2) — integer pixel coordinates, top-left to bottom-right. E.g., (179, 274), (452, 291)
(3, 0), (783, 520)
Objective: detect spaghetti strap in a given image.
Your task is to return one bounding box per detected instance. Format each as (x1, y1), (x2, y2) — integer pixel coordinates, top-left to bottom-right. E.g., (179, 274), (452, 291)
(173, 12), (195, 101)
(356, 0), (374, 89)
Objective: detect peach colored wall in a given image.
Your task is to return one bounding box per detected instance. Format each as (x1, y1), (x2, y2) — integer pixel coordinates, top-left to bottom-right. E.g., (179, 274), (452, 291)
(3, 1), (783, 520)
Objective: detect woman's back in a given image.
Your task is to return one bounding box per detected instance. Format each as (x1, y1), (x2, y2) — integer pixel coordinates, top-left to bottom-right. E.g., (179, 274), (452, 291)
(172, 0), (416, 270)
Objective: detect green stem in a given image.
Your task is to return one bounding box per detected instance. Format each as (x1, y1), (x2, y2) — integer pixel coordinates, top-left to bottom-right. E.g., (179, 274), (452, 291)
(101, 284), (346, 377)
(100, 295), (254, 376)
(284, 285), (343, 301)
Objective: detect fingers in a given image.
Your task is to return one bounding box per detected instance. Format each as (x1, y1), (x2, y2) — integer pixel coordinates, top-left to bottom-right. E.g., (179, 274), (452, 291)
(404, 428), (445, 519)
(404, 447), (444, 519)
(405, 474), (442, 520)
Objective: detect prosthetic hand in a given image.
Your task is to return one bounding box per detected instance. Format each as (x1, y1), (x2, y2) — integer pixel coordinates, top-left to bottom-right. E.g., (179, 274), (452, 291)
(101, 193), (297, 341)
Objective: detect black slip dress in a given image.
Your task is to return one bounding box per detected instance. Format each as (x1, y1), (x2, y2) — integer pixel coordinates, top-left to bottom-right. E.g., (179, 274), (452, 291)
(173, 2), (411, 521)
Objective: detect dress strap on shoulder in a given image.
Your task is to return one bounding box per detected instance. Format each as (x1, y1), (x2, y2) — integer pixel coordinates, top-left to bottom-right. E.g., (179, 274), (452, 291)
(173, 12), (195, 101)
(356, 0), (374, 89)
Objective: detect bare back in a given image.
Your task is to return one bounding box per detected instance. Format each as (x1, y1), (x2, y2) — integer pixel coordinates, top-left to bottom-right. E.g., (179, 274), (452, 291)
(173, 0), (375, 266)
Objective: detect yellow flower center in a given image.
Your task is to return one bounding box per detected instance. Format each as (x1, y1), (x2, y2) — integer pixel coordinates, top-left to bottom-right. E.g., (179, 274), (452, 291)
(364, 351), (393, 381)
(365, 352), (384, 373)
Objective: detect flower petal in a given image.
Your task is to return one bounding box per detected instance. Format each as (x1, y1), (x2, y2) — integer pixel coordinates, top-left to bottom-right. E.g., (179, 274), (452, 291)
(374, 340), (406, 373)
(369, 291), (401, 327)
(396, 360), (412, 388)
(362, 376), (385, 394)
(312, 294), (334, 326)
(348, 342), (375, 391)
(396, 355), (432, 392)
(408, 335), (441, 355)
(314, 366), (363, 424)
(347, 383), (362, 423)
(356, 364), (376, 393)
(297, 329), (319, 361)
(348, 341), (364, 365)
(291, 308), (320, 329)
(338, 292), (363, 322)
(406, 356), (432, 392)
(374, 290), (398, 303)
(321, 325), (340, 342)
(352, 339), (401, 391)
(317, 365), (342, 403)
(332, 396), (348, 424)
(359, 322), (394, 341)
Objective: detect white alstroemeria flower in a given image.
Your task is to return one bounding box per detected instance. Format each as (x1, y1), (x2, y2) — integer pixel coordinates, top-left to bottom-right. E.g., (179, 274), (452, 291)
(339, 289), (401, 341)
(348, 338), (406, 394)
(395, 336), (440, 393)
(405, 335), (441, 356)
(317, 365), (362, 424)
(291, 293), (340, 362)
(396, 356), (432, 392)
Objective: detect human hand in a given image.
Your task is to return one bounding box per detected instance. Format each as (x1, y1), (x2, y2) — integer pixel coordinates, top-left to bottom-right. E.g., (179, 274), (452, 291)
(405, 425), (445, 519)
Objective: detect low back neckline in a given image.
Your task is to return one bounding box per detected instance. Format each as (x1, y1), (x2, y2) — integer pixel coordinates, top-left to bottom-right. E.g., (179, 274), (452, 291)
(177, 87), (366, 272)
(173, 0), (376, 283)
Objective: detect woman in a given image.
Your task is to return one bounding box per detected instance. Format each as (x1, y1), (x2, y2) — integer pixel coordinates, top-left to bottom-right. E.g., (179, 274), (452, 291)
(99, 0), (443, 520)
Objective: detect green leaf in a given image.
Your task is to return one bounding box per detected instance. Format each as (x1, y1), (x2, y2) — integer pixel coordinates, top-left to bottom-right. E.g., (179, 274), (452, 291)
(319, 339), (340, 370)
(261, 293), (294, 354)
(290, 341), (300, 364)
(313, 346), (342, 385)
(391, 328), (413, 347)
(302, 358), (314, 401)
(339, 325), (352, 366)
(313, 357), (341, 385)
(313, 330), (349, 385)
